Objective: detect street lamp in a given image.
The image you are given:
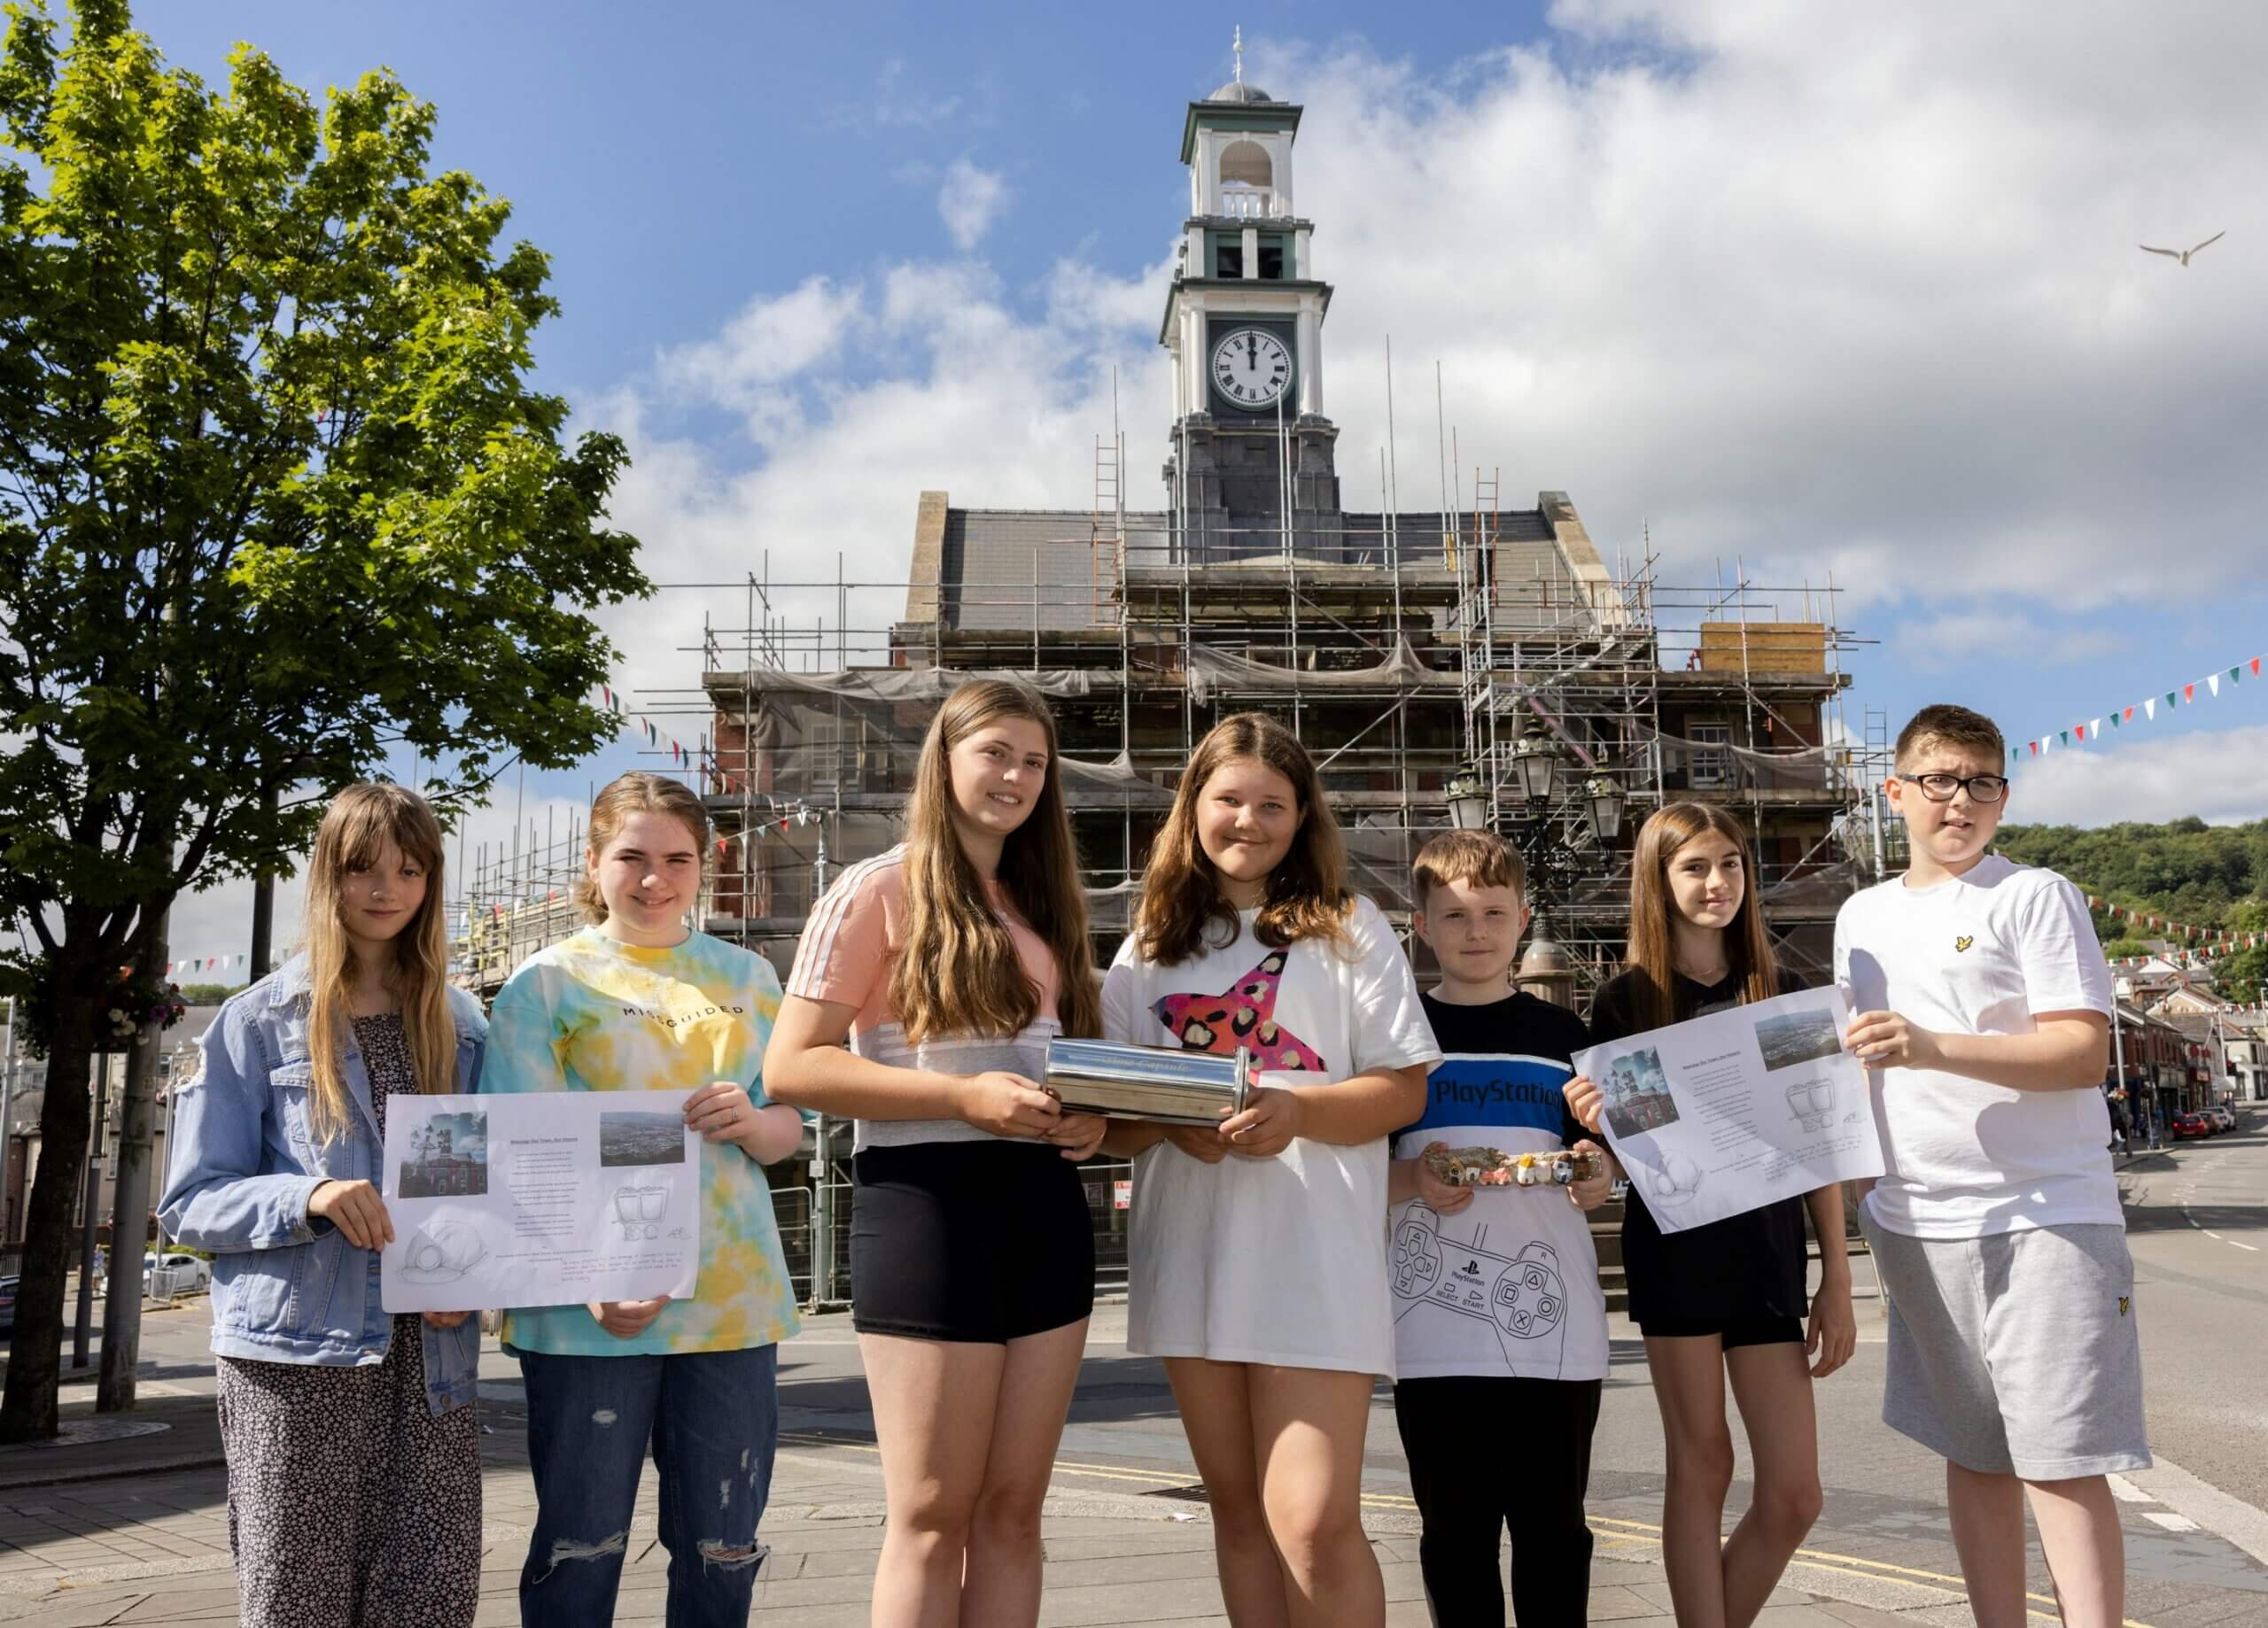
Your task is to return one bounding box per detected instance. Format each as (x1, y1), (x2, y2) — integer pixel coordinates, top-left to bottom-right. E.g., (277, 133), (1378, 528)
(1445, 771), (1490, 833)
(1442, 723), (1630, 1009)
(1582, 769), (1627, 846)
(1508, 719), (1560, 805)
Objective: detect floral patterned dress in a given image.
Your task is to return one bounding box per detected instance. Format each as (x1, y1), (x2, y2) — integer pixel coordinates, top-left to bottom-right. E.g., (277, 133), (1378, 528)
(214, 1013), (482, 1628)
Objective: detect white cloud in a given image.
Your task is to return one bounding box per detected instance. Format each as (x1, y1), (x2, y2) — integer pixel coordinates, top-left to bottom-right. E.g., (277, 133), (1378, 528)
(574, 243), (1173, 717)
(2002, 724), (2268, 827)
(936, 159), (1010, 252)
(652, 277), (863, 441)
(831, 58), (963, 133)
(555, 4), (2268, 837)
(619, 8), (2268, 624)
(1239, 5), (2268, 608)
(1891, 612), (2128, 673)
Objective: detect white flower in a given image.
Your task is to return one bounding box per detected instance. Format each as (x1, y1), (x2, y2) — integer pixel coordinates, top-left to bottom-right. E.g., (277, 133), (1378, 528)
(107, 1009), (127, 1024)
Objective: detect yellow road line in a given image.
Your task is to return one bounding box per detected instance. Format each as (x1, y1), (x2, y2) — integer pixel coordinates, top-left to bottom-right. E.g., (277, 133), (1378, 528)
(779, 1432), (2157, 1628)
(1589, 1519), (2155, 1627)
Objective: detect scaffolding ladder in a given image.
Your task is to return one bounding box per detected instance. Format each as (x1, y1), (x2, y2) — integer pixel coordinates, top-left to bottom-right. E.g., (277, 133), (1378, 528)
(1091, 432), (1124, 627)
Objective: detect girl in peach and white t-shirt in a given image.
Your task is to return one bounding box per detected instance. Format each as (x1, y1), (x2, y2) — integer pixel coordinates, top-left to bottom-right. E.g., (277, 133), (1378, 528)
(765, 678), (1106, 1628)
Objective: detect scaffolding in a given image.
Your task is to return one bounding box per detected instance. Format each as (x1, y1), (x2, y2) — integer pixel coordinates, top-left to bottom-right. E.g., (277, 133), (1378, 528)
(452, 815), (589, 991)
(436, 461), (1885, 1318)
(604, 482), (1881, 1000)
(440, 420), (1886, 1004)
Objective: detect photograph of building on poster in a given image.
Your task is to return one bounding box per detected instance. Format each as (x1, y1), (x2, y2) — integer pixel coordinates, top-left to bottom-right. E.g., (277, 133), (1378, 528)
(1603, 1048), (1680, 1139)
(398, 1111), (489, 1198)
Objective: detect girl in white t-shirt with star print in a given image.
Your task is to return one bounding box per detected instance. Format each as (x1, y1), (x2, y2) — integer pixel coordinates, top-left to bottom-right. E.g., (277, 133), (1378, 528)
(1101, 711), (1440, 1628)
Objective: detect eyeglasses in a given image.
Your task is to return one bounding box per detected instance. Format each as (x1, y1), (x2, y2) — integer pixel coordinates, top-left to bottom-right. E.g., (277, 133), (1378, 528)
(1895, 772), (2008, 804)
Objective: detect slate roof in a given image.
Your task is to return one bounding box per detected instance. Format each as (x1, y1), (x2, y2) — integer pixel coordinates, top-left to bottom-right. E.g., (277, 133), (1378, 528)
(934, 508), (1169, 632)
(920, 505), (1587, 635)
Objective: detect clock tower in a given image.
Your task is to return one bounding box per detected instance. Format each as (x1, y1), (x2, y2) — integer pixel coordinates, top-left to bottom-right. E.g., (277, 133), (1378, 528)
(1161, 44), (1341, 559)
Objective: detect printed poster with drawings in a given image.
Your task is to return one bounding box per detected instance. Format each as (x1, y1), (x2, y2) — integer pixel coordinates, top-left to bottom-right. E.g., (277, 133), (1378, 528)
(379, 1090), (700, 1313)
(1571, 988), (1884, 1236)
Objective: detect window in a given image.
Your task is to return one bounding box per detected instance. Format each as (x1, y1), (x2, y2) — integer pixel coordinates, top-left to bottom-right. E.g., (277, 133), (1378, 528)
(1689, 723), (1733, 789)
(1258, 242), (1285, 279)
(1215, 242), (1244, 278)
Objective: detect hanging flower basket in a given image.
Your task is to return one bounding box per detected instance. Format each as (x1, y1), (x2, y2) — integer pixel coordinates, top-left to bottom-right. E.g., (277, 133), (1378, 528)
(12, 957), (188, 1059)
(102, 962), (188, 1053)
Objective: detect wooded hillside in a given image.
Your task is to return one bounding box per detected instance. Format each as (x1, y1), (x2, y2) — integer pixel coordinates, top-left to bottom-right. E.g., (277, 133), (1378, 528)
(1995, 818), (2268, 989)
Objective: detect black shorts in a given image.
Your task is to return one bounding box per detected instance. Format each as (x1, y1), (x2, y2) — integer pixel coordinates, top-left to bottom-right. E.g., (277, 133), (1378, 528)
(849, 1139), (1096, 1344)
(1637, 1314), (1805, 1350)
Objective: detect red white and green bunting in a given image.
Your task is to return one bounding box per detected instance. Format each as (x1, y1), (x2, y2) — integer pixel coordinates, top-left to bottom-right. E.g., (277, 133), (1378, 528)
(597, 683), (701, 773)
(2012, 653), (2264, 771)
(711, 808), (819, 866)
(2082, 893), (2264, 968)
(165, 954), (247, 978)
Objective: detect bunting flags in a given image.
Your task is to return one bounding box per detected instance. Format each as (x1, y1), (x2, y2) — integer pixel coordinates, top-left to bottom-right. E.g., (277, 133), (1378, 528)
(165, 954), (245, 977)
(590, 683), (703, 777)
(2009, 649), (2263, 772)
(2080, 891), (2267, 967)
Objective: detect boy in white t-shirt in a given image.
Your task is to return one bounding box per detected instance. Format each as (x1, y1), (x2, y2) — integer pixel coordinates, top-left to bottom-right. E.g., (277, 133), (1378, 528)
(1837, 704), (2146, 1628)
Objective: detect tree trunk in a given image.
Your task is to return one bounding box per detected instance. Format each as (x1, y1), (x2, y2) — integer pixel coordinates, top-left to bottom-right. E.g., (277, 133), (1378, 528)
(0, 950), (100, 1443)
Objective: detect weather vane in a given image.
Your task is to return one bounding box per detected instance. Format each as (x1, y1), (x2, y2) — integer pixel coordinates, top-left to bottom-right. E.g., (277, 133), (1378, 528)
(1232, 26), (1243, 86)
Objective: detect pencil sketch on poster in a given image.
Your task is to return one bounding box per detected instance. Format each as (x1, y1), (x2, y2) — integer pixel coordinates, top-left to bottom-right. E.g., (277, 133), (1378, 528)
(1573, 988), (1883, 1236)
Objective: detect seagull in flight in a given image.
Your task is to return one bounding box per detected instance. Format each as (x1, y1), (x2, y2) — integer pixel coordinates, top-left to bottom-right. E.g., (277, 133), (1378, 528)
(2140, 231), (2225, 267)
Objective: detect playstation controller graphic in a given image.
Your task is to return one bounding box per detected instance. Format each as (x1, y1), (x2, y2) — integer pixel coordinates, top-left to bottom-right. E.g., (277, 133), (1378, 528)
(1391, 1207), (1569, 1344)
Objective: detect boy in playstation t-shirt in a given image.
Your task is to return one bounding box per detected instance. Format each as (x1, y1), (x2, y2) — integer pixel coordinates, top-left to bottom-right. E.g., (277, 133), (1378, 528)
(1387, 831), (1613, 1625)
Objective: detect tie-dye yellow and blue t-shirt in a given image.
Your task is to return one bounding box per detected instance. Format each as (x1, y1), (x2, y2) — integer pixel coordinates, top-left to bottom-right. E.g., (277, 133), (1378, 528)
(481, 926), (804, 1356)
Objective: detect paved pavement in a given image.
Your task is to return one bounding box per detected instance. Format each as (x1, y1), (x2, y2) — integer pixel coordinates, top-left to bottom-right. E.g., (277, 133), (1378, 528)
(0, 1111), (2262, 1625)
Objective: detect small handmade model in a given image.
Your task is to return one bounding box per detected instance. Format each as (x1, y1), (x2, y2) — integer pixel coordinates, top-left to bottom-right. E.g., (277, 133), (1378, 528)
(1423, 1143), (1605, 1189)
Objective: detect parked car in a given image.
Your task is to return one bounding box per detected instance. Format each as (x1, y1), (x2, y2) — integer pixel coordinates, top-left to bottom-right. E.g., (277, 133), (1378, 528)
(2209, 1104), (2237, 1133)
(2170, 1110), (2213, 1140)
(143, 1251), (211, 1299)
(0, 1276), (15, 1334)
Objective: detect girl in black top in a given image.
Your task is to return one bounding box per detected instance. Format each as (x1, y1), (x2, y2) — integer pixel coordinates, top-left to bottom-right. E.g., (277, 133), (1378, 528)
(1566, 802), (1854, 1628)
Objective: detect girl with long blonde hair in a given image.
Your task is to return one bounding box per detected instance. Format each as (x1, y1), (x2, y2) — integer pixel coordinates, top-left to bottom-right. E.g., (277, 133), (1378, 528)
(482, 771), (805, 1624)
(765, 679), (1107, 1627)
(159, 783), (489, 1627)
(1565, 802), (1855, 1628)
(1101, 712), (1441, 1628)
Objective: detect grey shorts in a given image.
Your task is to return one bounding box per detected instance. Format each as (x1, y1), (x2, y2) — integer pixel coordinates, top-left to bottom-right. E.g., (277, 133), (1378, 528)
(1860, 1213), (2151, 1480)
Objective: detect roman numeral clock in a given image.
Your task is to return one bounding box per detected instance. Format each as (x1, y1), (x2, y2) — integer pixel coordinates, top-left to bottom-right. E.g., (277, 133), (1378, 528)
(1211, 327), (1292, 409)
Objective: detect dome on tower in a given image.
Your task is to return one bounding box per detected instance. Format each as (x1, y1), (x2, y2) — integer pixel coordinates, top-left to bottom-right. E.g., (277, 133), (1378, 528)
(1206, 80), (1276, 104)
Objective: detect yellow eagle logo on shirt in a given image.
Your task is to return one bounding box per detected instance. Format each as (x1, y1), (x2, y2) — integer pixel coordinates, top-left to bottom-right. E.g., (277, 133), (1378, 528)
(1953, 935), (1974, 952)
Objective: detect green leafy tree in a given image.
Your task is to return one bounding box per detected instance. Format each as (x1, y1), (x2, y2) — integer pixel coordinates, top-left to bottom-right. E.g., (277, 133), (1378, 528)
(0, 1), (648, 1438)
(2002, 821), (2268, 1004)
(175, 982), (241, 1005)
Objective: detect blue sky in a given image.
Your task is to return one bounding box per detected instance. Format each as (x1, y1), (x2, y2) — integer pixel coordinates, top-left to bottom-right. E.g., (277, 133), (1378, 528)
(97, 2), (2268, 963)
(136, 3), (1550, 392)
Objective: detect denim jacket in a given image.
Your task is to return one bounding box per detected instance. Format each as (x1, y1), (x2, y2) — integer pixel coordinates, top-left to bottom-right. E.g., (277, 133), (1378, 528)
(156, 956), (488, 1415)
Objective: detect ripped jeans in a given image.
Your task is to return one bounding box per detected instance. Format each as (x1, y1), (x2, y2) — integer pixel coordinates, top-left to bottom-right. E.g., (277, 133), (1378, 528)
(516, 1344), (778, 1626)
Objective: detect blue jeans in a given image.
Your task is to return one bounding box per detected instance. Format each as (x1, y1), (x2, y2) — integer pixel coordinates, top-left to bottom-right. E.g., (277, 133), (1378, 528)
(516, 1344), (779, 1626)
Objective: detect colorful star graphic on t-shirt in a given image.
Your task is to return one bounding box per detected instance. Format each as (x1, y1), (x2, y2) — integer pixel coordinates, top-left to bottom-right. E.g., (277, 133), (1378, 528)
(1152, 949), (1327, 1071)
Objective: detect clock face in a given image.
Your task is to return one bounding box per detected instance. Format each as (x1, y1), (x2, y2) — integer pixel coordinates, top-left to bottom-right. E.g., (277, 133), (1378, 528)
(1211, 327), (1293, 409)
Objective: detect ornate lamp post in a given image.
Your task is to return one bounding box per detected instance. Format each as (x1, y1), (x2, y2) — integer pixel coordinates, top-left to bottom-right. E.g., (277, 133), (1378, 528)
(1446, 717), (1628, 1008)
